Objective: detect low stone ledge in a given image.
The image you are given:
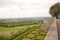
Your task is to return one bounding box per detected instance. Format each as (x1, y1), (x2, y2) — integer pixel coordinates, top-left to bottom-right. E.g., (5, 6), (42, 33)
(44, 19), (58, 40)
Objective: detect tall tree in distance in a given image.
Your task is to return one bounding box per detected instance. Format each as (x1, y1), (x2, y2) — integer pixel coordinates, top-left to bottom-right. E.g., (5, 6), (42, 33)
(49, 2), (60, 19)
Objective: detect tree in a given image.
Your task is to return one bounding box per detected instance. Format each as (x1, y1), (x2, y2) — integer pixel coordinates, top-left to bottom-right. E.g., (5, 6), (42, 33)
(49, 2), (60, 19)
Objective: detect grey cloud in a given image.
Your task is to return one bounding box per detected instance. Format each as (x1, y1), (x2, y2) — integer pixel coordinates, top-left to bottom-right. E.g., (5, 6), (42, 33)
(0, 0), (21, 7)
(0, 0), (10, 6)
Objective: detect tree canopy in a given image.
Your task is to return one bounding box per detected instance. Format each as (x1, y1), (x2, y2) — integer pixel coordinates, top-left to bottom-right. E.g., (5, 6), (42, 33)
(49, 2), (60, 19)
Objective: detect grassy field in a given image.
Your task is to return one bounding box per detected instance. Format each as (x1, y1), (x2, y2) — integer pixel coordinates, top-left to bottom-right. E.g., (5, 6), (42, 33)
(0, 18), (47, 40)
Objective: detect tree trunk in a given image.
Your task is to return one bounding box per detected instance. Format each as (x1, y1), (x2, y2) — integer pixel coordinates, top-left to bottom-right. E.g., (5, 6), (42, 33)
(56, 16), (58, 19)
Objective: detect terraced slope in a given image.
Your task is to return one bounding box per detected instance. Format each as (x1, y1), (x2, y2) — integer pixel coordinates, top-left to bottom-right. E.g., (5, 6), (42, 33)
(0, 25), (36, 40)
(13, 25), (47, 40)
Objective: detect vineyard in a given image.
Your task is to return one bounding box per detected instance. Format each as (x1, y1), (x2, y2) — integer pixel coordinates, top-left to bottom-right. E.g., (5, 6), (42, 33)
(0, 19), (47, 40)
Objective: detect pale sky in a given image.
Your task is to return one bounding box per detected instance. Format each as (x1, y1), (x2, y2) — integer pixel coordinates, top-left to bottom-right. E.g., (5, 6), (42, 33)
(0, 0), (59, 18)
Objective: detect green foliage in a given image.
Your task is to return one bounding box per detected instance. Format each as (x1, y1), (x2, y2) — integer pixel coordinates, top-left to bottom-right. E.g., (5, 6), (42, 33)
(0, 19), (44, 40)
(49, 2), (60, 19)
(40, 31), (47, 36)
(27, 34), (35, 39)
(22, 38), (31, 40)
(0, 35), (10, 40)
(36, 36), (44, 40)
(0, 20), (42, 27)
(0, 25), (47, 40)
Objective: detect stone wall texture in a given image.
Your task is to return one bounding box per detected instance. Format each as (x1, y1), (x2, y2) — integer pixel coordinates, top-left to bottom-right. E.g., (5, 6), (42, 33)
(41, 18), (55, 32)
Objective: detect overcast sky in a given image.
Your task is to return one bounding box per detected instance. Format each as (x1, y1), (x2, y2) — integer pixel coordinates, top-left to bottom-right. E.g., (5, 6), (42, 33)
(0, 0), (59, 18)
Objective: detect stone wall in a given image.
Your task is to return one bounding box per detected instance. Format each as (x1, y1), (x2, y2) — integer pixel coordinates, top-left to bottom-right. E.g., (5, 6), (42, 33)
(44, 18), (58, 40)
(41, 18), (55, 32)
